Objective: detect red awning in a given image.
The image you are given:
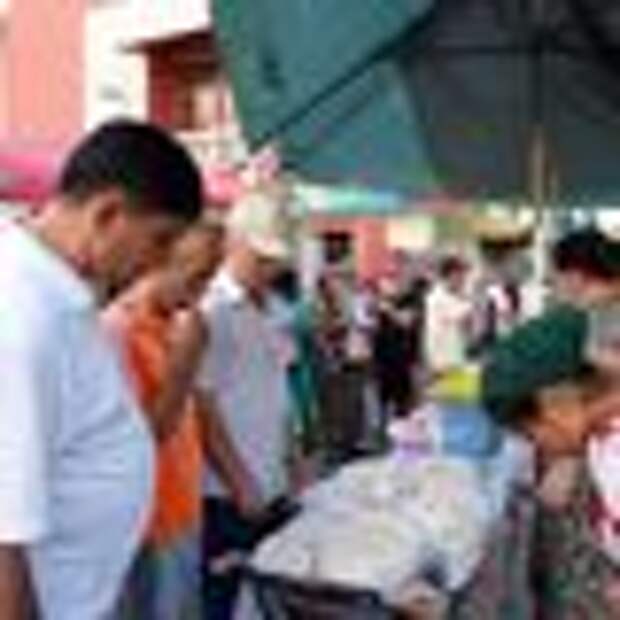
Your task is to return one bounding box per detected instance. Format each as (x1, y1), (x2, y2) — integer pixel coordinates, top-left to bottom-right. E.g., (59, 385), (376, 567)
(0, 141), (242, 208)
(0, 142), (68, 205)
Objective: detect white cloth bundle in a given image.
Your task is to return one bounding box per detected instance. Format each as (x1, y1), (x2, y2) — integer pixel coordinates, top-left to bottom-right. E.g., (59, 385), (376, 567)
(252, 453), (522, 595)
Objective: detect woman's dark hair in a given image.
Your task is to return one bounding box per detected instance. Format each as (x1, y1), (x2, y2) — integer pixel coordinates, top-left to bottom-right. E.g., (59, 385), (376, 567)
(58, 120), (203, 223)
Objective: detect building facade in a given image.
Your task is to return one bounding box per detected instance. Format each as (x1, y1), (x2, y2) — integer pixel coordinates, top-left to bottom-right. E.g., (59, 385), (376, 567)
(0, 0), (10, 137)
(0, 0), (394, 278)
(0, 0), (86, 143)
(85, 0), (244, 168)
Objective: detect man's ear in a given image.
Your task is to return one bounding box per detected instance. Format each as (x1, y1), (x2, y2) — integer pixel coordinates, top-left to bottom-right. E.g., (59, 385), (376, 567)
(85, 188), (128, 232)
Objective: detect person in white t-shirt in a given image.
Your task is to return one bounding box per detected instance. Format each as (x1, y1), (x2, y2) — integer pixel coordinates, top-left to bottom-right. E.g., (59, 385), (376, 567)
(424, 256), (473, 375)
(197, 191), (297, 619)
(0, 121), (203, 620)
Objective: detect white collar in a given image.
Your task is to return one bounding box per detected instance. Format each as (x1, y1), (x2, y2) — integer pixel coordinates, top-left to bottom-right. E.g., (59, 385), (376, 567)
(210, 269), (248, 305)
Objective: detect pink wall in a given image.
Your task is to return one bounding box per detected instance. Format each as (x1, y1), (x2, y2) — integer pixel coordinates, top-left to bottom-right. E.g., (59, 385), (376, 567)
(355, 219), (391, 281)
(2, 0), (85, 143)
(0, 25), (9, 137)
(311, 216), (391, 282)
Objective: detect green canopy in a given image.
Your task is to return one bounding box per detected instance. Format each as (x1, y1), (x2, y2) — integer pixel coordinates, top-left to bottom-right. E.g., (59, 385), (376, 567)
(214, 1), (620, 206)
(213, 0), (436, 198)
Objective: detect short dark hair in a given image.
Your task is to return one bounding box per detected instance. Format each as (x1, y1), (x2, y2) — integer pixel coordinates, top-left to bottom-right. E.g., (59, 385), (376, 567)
(272, 269), (299, 301)
(58, 120), (203, 223)
(439, 255), (468, 279)
(551, 228), (614, 281)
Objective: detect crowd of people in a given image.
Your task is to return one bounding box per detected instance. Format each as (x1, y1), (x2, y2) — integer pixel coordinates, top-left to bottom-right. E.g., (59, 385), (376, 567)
(0, 121), (303, 620)
(302, 249), (533, 463)
(5, 118), (620, 620)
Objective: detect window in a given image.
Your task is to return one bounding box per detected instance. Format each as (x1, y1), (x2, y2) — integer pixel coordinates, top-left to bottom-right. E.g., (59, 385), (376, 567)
(323, 232), (353, 265)
(147, 32), (221, 131)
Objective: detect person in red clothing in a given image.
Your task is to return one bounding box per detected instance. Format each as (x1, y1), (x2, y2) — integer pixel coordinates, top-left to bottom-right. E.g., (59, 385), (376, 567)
(106, 219), (230, 619)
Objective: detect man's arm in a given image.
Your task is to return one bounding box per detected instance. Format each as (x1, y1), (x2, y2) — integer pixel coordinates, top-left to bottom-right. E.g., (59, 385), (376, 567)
(194, 299), (265, 515)
(195, 390), (263, 517)
(150, 309), (207, 442)
(0, 323), (53, 618)
(0, 546), (36, 619)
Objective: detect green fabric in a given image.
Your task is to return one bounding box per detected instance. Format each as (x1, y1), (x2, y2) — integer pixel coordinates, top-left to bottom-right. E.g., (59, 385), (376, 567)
(214, 1), (620, 204)
(212, 0), (432, 145)
(212, 0), (437, 195)
(481, 305), (589, 418)
(287, 301), (320, 454)
(537, 463), (618, 619)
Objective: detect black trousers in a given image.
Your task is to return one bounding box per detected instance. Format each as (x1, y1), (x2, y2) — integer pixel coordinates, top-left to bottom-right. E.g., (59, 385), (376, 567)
(201, 497), (297, 620)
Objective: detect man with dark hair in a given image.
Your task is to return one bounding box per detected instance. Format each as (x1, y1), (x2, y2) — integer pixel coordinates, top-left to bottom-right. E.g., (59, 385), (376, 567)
(55, 119), (203, 298)
(439, 255), (469, 282)
(551, 227), (617, 306)
(0, 120), (203, 619)
(550, 226), (620, 374)
(552, 228), (605, 272)
(197, 190), (297, 618)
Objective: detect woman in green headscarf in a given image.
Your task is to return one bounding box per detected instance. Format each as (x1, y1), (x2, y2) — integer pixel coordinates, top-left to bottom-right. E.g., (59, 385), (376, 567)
(482, 306), (620, 619)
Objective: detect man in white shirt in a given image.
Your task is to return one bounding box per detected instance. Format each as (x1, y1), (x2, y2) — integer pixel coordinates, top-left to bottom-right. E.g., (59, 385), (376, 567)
(0, 121), (203, 619)
(424, 256), (473, 375)
(197, 191), (296, 619)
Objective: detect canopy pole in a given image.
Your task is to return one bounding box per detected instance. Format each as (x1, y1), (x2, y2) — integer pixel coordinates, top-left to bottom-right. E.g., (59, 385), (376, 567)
(529, 127), (550, 291)
(528, 0), (554, 292)
(529, 126), (548, 212)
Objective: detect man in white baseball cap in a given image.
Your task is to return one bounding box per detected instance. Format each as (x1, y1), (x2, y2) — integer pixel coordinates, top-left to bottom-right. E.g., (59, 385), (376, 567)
(196, 190), (297, 618)
(228, 187), (294, 256)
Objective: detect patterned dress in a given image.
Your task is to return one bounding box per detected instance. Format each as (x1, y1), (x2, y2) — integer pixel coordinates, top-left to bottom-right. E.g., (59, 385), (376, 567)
(451, 490), (535, 620)
(536, 462), (620, 620)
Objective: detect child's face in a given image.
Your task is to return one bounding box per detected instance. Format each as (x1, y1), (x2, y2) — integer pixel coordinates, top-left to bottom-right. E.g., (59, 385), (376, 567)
(525, 380), (620, 456)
